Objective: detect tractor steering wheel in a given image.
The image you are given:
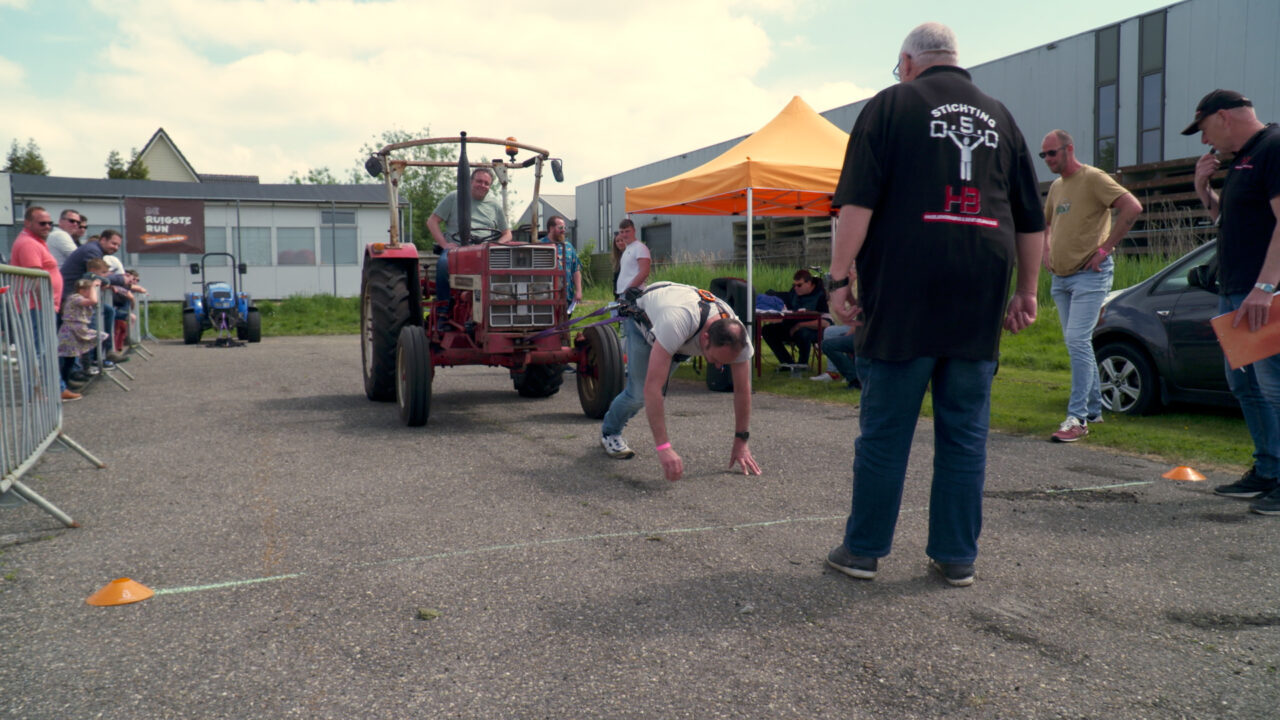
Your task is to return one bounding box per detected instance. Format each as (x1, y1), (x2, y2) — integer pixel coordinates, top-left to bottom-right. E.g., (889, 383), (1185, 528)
(450, 227), (505, 246)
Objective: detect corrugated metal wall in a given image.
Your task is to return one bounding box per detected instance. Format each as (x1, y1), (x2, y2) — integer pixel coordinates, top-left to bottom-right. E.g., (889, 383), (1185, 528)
(577, 0), (1279, 264)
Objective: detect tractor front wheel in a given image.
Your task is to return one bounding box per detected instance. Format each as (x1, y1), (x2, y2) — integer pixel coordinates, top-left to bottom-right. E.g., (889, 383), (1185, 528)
(396, 325), (432, 426)
(512, 363), (565, 398)
(362, 260), (414, 401)
(182, 309), (202, 345)
(576, 325), (625, 418)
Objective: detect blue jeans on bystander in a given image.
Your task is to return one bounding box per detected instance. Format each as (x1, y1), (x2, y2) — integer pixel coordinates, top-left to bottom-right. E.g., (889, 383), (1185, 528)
(841, 355), (997, 565)
(1219, 293), (1280, 478)
(1050, 256), (1113, 421)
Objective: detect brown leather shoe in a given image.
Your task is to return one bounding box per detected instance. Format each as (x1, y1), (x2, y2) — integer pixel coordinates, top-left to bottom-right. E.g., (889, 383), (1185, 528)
(60, 389), (82, 402)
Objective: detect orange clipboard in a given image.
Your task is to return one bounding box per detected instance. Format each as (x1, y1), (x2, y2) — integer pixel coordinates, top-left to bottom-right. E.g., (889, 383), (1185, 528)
(1210, 293), (1280, 370)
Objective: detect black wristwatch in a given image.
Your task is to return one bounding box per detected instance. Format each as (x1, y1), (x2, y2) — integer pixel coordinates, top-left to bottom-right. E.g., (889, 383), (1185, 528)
(734, 431), (750, 441)
(826, 275), (850, 291)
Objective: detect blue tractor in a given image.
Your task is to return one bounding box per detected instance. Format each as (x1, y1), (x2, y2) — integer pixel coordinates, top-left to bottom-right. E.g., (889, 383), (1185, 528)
(182, 252), (261, 345)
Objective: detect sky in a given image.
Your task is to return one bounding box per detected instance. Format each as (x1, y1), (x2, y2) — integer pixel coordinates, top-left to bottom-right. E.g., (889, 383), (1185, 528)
(1, 0), (1176, 197)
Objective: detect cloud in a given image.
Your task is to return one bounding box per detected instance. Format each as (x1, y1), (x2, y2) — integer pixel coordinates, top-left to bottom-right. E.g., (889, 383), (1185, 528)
(0, 56), (24, 87)
(6, 0), (861, 206)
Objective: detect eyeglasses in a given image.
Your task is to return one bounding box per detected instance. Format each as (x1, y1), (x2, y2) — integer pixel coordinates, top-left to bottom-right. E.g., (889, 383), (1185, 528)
(78, 222), (88, 228)
(36, 221), (53, 227)
(892, 58), (902, 81)
(1038, 147), (1065, 159)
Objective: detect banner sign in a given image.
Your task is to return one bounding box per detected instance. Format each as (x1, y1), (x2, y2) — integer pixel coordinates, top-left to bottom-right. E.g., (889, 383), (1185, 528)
(124, 197), (205, 254)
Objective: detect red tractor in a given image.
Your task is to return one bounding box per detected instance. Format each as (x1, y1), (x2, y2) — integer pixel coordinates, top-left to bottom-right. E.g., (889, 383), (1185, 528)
(359, 133), (625, 426)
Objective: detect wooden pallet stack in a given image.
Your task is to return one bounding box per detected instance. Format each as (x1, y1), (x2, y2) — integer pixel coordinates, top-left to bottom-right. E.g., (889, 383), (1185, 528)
(731, 215), (834, 268)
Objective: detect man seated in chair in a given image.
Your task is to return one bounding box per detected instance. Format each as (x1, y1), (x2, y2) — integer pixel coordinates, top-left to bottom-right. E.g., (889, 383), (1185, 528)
(761, 269), (830, 367)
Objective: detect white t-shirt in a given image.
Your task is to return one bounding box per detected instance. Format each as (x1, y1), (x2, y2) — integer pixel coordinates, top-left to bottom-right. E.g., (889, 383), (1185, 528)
(46, 229), (77, 267)
(615, 240), (651, 295)
(636, 283), (753, 364)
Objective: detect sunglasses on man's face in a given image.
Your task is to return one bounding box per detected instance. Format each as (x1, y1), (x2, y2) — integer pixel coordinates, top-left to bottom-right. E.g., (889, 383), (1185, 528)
(1038, 147), (1064, 159)
(37, 221), (53, 227)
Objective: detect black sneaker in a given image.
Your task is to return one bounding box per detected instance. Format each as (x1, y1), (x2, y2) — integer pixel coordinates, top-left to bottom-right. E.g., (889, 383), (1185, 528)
(930, 560), (975, 587)
(1249, 486), (1280, 516)
(1214, 466), (1279, 499)
(826, 544), (877, 580)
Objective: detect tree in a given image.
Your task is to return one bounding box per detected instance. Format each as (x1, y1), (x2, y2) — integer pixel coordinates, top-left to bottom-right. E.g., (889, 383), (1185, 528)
(105, 147), (150, 179)
(357, 128), (458, 251)
(288, 167), (343, 185)
(3, 138), (50, 175)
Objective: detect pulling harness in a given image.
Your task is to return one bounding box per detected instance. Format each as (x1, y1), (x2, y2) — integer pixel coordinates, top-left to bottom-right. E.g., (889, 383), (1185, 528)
(618, 282), (731, 361)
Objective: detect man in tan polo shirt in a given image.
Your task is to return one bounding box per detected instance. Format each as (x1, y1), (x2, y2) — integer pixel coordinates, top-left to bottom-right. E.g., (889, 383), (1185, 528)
(1040, 129), (1143, 442)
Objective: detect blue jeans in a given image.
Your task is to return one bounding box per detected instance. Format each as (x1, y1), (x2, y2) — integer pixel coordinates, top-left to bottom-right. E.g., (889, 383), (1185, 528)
(822, 324), (859, 383)
(1220, 293), (1280, 478)
(435, 249), (451, 304)
(842, 355), (997, 564)
(601, 317), (681, 437)
(1050, 256), (1113, 421)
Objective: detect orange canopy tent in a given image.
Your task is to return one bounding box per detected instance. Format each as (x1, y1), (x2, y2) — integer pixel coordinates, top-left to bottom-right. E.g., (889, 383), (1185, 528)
(625, 95), (850, 218)
(625, 96), (850, 373)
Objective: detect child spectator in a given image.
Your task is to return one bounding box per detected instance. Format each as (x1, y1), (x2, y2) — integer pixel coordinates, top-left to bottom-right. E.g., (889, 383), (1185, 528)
(57, 277), (109, 387)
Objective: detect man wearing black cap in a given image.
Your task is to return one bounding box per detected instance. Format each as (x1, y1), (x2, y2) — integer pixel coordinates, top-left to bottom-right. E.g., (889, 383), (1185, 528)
(1184, 89), (1280, 516)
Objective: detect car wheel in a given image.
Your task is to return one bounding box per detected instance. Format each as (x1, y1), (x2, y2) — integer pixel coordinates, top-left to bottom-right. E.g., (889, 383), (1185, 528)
(1097, 342), (1160, 415)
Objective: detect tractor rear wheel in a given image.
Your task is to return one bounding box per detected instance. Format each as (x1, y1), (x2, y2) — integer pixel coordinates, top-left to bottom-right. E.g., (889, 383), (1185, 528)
(245, 309), (262, 343)
(396, 325), (432, 426)
(577, 325), (625, 418)
(512, 363), (565, 398)
(182, 309), (201, 345)
(362, 260), (414, 401)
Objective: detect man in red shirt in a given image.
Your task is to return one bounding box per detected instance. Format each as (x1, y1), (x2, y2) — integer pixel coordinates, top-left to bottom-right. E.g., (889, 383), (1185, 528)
(10, 206), (77, 400)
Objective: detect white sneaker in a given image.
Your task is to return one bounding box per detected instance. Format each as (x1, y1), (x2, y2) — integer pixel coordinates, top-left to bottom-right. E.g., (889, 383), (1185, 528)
(601, 434), (635, 459)
(809, 373), (834, 383)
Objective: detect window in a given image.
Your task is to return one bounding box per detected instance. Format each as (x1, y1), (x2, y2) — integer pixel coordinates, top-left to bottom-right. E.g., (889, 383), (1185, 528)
(277, 227), (316, 265)
(1094, 25), (1120, 171)
(1138, 11), (1166, 164)
(321, 209), (355, 225)
(321, 227), (358, 265)
(203, 226), (230, 266)
(238, 227), (272, 266)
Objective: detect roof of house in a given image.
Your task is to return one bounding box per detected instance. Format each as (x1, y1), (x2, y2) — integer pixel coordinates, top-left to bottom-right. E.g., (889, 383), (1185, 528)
(7, 173), (390, 204)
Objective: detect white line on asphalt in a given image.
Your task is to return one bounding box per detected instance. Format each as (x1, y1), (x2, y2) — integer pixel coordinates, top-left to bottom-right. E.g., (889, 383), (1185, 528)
(152, 479), (1153, 598)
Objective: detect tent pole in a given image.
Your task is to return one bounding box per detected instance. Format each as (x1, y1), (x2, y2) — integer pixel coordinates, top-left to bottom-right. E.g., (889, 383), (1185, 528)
(746, 187), (754, 391)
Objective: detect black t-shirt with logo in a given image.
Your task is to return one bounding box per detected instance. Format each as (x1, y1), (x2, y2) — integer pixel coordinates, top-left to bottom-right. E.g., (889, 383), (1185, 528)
(833, 66), (1044, 362)
(1217, 124), (1280, 295)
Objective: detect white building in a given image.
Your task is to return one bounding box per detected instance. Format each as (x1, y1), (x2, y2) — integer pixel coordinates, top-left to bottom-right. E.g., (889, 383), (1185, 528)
(577, 0), (1279, 260)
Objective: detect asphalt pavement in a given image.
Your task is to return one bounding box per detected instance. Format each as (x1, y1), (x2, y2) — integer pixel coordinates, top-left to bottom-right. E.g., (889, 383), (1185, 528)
(1, 335), (1277, 719)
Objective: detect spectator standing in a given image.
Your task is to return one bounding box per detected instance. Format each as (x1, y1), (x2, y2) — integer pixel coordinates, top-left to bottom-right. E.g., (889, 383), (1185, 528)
(10, 206), (76, 400)
(1183, 90), (1280, 516)
(610, 232), (625, 298)
(614, 219), (650, 297)
(56, 277), (107, 392)
(1040, 129), (1143, 442)
(824, 22), (1044, 587)
(46, 209), (82, 267)
(539, 215), (581, 307)
(61, 230), (128, 363)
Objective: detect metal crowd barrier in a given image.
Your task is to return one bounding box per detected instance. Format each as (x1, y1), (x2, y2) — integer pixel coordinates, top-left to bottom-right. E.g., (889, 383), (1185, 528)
(91, 286), (131, 392)
(0, 264), (105, 528)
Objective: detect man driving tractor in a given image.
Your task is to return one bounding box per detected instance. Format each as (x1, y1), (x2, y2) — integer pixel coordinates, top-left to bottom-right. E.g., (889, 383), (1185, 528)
(427, 167), (512, 320)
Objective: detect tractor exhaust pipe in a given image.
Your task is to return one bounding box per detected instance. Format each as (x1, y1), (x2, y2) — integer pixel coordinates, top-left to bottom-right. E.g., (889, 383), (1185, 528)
(457, 131), (471, 246)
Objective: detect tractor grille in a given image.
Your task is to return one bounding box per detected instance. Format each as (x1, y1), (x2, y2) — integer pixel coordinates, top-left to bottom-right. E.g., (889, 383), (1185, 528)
(489, 246), (556, 270)
(210, 290), (234, 310)
(489, 274), (557, 328)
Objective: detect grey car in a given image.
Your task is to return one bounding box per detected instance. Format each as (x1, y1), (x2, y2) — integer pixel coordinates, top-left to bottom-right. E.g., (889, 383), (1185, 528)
(1091, 240), (1237, 414)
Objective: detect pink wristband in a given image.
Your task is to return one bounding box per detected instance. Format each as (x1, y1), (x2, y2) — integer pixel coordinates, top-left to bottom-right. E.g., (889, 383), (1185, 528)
(655, 442), (672, 452)
(1097, 247), (1110, 258)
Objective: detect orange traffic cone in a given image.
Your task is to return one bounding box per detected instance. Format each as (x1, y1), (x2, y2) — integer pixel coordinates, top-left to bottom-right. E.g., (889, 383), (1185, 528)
(86, 577), (154, 606)
(1162, 466), (1207, 482)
